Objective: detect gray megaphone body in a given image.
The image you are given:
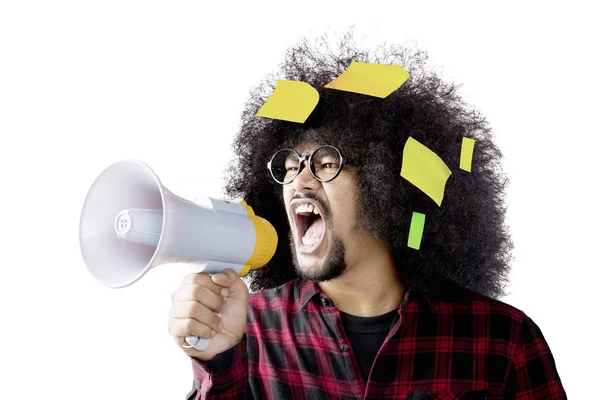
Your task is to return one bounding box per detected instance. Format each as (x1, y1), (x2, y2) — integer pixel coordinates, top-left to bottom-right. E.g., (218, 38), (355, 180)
(79, 159), (278, 351)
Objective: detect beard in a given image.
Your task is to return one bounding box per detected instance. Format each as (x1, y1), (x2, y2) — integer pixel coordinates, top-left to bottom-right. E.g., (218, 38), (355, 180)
(289, 231), (346, 282)
(286, 189), (380, 283)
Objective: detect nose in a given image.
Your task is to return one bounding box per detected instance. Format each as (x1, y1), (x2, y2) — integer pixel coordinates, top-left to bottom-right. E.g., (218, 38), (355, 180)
(291, 160), (320, 192)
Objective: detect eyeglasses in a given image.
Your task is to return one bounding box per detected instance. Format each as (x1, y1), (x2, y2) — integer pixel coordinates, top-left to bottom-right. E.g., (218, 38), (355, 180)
(267, 145), (346, 185)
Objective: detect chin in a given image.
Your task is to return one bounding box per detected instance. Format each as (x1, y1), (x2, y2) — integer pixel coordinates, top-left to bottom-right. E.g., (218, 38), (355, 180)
(287, 198), (347, 282)
(291, 235), (347, 282)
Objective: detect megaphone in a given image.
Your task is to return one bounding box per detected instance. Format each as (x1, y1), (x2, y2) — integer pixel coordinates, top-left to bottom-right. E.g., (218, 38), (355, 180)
(78, 159), (278, 351)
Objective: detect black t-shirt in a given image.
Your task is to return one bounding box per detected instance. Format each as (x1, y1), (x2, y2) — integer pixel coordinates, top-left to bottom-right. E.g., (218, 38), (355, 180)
(339, 309), (398, 381)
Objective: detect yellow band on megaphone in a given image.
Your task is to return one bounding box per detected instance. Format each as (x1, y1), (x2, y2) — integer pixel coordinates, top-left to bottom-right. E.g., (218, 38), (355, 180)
(237, 200), (278, 277)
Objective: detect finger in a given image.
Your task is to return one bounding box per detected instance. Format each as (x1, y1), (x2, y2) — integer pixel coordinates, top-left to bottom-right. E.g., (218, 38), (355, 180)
(168, 299), (219, 323)
(212, 269), (248, 299)
(169, 298), (224, 327)
(210, 268), (240, 288)
(170, 318), (217, 341)
(178, 273), (223, 296)
(170, 301), (222, 332)
(172, 285), (225, 311)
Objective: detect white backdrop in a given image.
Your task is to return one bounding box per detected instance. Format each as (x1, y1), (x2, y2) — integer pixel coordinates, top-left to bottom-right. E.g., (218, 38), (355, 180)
(1, 1), (597, 398)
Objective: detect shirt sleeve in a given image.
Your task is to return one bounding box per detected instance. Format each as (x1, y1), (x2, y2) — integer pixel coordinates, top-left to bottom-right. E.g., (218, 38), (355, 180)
(504, 315), (567, 399)
(185, 335), (248, 400)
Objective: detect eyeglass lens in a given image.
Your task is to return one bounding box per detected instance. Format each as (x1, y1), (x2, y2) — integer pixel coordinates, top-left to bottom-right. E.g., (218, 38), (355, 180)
(270, 146), (342, 184)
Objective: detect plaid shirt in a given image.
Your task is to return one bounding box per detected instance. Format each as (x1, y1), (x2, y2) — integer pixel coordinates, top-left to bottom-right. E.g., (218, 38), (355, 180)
(187, 278), (566, 399)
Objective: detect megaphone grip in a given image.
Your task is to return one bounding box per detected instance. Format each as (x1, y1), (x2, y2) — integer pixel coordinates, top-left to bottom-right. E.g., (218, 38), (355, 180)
(184, 312), (222, 351)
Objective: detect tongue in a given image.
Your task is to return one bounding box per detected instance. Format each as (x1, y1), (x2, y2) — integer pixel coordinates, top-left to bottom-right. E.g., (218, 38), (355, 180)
(304, 217), (324, 239)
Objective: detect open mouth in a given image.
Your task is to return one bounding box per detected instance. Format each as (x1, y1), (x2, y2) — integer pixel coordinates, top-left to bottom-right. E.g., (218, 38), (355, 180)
(292, 202), (326, 249)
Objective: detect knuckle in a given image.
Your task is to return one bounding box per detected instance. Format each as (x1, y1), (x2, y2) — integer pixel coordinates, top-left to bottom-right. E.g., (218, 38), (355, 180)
(171, 320), (185, 337)
(196, 286), (218, 308)
(183, 319), (195, 334)
(199, 325), (213, 339)
(212, 297), (223, 313)
(188, 301), (201, 318)
(182, 272), (196, 284)
(215, 297), (224, 313)
(191, 273), (207, 285)
(169, 322), (183, 338)
(194, 285), (207, 301)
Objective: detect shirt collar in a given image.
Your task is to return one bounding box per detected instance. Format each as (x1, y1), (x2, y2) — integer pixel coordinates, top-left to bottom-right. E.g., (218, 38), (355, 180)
(299, 278), (435, 313)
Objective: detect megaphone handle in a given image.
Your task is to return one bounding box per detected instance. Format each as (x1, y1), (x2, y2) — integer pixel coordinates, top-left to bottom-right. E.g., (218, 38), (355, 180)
(184, 262), (243, 351)
(185, 312), (222, 351)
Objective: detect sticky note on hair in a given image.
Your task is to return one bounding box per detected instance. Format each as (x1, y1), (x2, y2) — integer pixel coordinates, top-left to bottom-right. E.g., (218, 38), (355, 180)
(460, 137), (476, 172)
(324, 61), (410, 98)
(256, 80), (319, 123)
(408, 212), (426, 250)
(400, 137), (452, 206)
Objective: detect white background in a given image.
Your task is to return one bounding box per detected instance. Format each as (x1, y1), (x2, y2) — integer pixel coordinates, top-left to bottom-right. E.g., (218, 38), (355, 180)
(1, 1), (597, 398)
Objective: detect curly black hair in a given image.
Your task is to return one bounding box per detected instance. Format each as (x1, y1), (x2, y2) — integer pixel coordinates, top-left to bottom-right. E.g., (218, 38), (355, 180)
(223, 32), (513, 300)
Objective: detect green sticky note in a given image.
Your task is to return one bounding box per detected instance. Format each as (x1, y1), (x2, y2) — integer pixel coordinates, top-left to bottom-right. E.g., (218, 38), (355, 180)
(400, 137), (452, 206)
(408, 212), (426, 250)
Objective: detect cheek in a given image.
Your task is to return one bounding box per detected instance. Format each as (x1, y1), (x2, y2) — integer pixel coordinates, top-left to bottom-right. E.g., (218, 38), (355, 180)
(282, 187), (292, 204)
(330, 192), (359, 233)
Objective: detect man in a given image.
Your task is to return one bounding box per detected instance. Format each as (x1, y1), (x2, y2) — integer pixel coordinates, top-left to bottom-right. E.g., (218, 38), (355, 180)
(168, 35), (566, 399)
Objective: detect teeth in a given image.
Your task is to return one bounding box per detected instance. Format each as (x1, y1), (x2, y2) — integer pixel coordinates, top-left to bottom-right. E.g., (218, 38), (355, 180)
(302, 236), (320, 246)
(294, 203), (320, 215)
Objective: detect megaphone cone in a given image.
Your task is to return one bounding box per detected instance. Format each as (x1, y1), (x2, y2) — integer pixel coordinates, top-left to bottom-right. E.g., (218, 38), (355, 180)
(79, 159), (278, 350)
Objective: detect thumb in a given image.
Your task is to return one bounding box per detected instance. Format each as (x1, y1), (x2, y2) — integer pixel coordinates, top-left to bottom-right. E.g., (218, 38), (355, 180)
(211, 269), (248, 299)
(211, 268), (245, 289)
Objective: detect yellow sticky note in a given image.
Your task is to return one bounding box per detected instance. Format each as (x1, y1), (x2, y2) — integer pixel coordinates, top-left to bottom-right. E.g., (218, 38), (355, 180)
(400, 137), (452, 206)
(324, 61), (410, 98)
(460, 137), (476, 172)
(256, 80), (319, 123)
(408, 212), (426, 250)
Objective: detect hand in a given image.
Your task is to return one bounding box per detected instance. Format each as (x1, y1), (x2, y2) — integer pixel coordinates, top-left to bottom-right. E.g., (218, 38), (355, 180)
(168, 268), (248, 361)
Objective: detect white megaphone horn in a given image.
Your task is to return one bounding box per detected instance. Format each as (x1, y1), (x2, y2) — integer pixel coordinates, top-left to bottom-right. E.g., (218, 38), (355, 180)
(79, 159), (278, 351)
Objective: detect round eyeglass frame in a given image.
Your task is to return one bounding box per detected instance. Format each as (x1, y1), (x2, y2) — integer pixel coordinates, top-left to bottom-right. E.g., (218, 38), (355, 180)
(267, 145), (346, 185)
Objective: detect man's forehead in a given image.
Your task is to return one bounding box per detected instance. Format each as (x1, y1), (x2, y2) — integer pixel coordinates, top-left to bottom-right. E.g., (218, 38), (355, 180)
(293, 140), (321, 154)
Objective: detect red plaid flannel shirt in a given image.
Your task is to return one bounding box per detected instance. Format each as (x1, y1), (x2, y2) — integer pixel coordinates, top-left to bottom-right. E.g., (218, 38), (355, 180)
(187, 278), (566, 399)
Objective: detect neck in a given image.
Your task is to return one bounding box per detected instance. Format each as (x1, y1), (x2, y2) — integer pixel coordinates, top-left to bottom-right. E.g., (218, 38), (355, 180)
(317, 234), (405, 317)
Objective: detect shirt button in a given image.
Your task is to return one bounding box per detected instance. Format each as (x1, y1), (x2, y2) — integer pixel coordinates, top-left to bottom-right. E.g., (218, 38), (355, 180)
(320, 297), (328, 306)
(339, 343), (348, 351)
